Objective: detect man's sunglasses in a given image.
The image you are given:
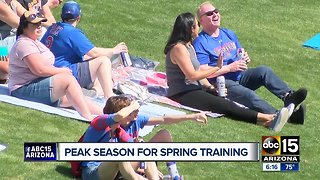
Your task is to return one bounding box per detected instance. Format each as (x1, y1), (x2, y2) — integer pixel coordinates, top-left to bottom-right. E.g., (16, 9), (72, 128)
(200, 8), (219, 18)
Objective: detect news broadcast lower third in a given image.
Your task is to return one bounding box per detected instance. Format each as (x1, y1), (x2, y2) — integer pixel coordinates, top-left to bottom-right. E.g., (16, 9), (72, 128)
(23, 136), (300, 172)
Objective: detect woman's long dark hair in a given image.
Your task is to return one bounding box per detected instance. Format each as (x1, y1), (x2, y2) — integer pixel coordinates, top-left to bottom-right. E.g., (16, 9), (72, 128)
(164, 12), (196, 54)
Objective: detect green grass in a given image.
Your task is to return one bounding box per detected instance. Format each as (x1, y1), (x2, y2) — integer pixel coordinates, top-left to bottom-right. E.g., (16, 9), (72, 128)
(1, 0), (319, 179)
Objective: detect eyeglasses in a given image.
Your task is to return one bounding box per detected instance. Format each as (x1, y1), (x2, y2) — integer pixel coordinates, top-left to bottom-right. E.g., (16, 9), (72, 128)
(200, 8), (219, 18)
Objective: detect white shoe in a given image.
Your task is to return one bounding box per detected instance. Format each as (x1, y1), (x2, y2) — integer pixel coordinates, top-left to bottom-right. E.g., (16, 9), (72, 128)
(287, 103), (295, 118)
(270, 105), (291, 132)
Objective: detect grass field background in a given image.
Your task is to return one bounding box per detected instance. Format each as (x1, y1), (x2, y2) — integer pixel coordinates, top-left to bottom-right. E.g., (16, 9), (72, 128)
(0, 0), (319, 179)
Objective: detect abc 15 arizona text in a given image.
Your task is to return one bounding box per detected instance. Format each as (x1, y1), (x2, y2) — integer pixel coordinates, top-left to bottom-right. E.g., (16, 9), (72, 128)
(261, 136), (299, 162)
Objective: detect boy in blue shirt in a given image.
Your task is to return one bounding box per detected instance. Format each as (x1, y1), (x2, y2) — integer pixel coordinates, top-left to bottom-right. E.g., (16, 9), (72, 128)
(81, 95), (207, 180)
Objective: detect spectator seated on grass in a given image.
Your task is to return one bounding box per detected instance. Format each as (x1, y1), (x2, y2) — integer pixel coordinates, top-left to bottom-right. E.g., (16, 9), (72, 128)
(8, 11), (102, 120)
(193, 2), (307, 124)
(164, 12), (295, 132)
(81, 95), (207, 180)
(41, 1), (128, 99)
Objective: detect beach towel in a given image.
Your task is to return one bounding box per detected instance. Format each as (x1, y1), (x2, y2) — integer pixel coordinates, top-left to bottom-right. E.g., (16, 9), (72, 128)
(0, 84), (186, 137)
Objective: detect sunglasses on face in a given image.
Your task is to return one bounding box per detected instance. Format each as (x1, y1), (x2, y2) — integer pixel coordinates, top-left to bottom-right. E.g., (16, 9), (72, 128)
(201, 8), (219, 18)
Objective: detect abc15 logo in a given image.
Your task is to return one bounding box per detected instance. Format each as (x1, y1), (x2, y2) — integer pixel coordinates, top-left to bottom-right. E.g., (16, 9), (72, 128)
(261, 136), (299, 155)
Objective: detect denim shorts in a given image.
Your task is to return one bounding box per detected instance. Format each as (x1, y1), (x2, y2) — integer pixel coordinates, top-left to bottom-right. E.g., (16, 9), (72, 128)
(77, 61), (93, 88)
(82, 165), (99, 180)
(11, 77), (60, 106)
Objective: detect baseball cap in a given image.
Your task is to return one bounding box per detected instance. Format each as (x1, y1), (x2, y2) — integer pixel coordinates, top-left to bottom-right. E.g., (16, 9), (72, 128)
(23, 11), (47, 24)
(16, 11), (47, 38)
(61, 1), (81, 20)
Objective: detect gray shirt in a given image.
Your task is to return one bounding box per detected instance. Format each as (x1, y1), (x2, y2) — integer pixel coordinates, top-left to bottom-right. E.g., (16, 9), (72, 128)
(166, 43), (202, 97)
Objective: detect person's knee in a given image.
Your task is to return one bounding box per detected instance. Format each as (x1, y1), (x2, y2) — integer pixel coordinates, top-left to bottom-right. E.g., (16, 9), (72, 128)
(54, 73), (78, 86)
(156, 129), (173, 142)
(256, 65), (273, 75)
(89, 56), (111, 71)
(93, 56), (111, 64)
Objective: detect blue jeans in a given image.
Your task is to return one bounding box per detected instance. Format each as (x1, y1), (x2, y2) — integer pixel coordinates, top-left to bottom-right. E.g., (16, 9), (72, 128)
(11, 77), (60, 106)
(82, 165), (99, 180)
(226, 66), (291, 114)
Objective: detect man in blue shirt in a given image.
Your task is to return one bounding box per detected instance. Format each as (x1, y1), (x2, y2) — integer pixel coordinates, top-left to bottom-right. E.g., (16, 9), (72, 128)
(41, 1), (127, 99)
(193, 2), (307, 124)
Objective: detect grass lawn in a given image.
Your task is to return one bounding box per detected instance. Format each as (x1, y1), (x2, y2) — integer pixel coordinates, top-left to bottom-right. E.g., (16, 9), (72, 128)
(0, 0), (319, 179)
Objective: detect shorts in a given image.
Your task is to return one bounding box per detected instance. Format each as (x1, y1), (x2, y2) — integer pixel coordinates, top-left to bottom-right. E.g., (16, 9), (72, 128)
(82, 165), (99, 180)
(11, 77), (60, 106)
(77, 61), (93, 88)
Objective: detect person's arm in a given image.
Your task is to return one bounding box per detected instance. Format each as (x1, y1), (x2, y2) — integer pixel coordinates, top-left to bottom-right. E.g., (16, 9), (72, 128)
(199, 78), (214, 89)
(41, 2), (56, 27)
(170, 44), (220, 81)
(13, 0), (27, 17)
(85, 42), (128, 59)
(200, 59), (248, 79)
(146, 112), (207, 126)
(0, 2), (21, 28)
(199, 49), (247, 79)
(24, 53), (72, 76)
(113, 101), (140, 122)
(200, 64), (230, 78)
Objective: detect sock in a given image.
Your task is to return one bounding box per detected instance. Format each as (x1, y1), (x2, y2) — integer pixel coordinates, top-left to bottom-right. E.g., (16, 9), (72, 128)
(166, 162), (180, 178)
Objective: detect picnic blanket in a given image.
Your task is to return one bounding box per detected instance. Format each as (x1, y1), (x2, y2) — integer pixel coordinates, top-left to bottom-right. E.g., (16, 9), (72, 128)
(112, 66), (223, 118)
(0, 84), (186, 137)
(303, 33), (320, 50)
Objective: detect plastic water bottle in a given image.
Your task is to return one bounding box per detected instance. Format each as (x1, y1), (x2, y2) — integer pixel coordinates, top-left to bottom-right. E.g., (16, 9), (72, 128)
(237, 48), (244, 60)
(216, 76), (226, 97)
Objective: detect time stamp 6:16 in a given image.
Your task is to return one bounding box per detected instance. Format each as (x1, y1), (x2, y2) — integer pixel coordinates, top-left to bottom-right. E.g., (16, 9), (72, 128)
(263, 163), (300, 172)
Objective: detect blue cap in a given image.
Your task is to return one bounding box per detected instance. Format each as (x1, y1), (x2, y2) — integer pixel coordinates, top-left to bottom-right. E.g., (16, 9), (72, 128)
(61, 1), (81, 20)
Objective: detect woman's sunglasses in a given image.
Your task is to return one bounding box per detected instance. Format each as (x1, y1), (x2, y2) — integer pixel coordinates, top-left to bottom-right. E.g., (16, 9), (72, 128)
(200, 8), (219, 18)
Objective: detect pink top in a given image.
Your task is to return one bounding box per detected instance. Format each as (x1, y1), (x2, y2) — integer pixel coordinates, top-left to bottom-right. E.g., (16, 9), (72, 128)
(8, 35), (55, 93)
